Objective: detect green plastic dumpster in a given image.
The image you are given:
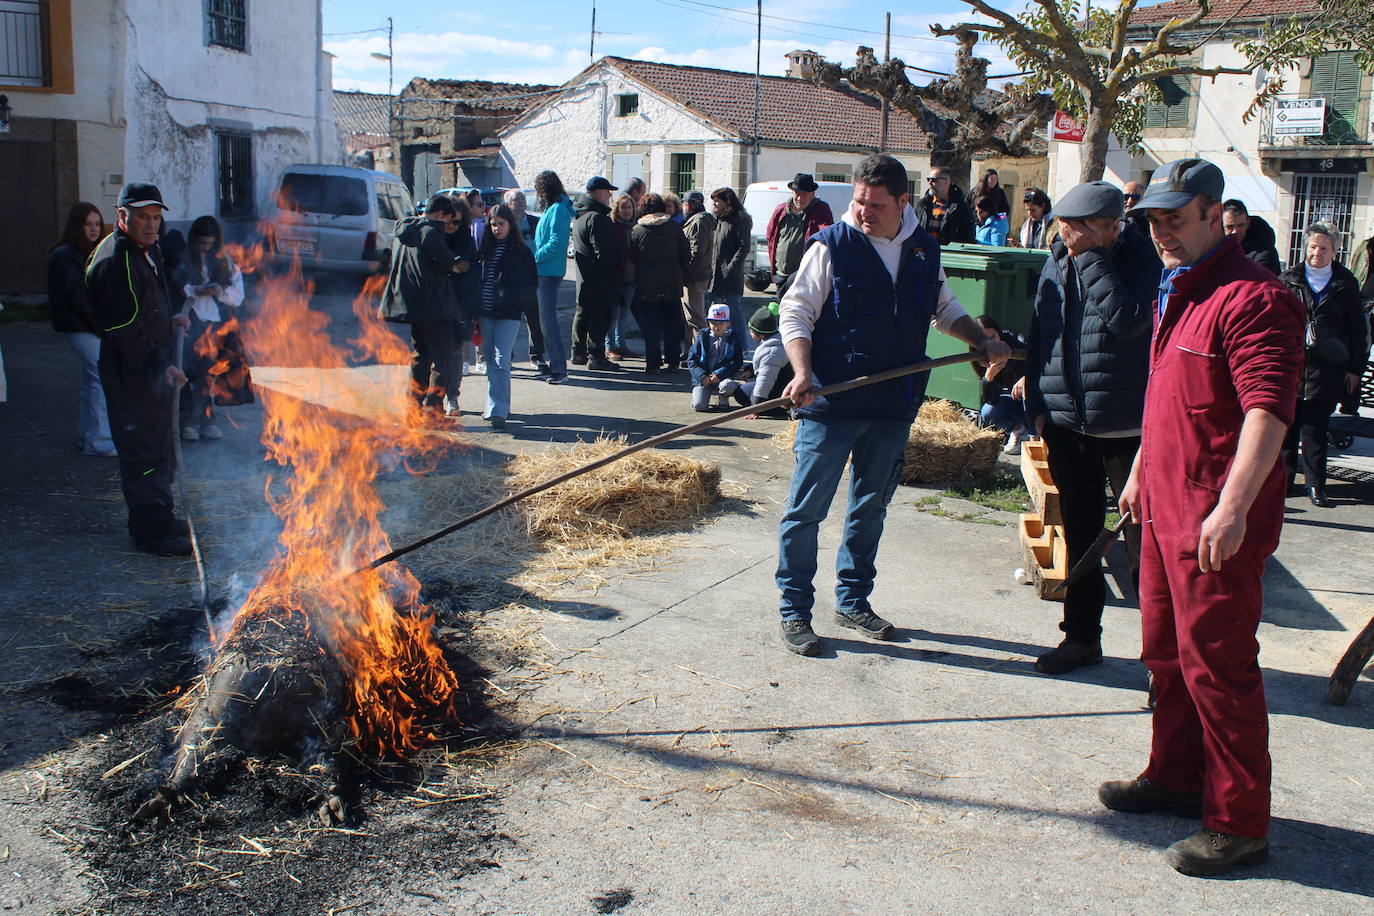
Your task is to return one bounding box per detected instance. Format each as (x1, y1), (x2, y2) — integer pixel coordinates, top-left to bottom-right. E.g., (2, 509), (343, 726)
(923, 243), (1049, 409)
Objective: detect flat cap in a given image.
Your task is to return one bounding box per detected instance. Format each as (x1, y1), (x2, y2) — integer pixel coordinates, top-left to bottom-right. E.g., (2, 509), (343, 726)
(1055, 181), (1123, 220)
(1127, 158), (1225, 214)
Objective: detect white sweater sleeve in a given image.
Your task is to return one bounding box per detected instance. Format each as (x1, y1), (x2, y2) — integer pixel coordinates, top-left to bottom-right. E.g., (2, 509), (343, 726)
(931, 266), (969, 334)
(779, 242), (967, 340)
(778, 242), (832, 345)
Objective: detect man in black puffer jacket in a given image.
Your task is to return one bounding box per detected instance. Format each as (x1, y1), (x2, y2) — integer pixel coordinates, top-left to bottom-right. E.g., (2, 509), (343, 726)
(1222, 200), (1282, 275)
(1024, 181), (1162, 675)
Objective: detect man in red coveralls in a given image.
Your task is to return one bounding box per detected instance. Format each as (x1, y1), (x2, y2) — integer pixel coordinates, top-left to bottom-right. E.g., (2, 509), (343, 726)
(1097, 159), (1304, 877)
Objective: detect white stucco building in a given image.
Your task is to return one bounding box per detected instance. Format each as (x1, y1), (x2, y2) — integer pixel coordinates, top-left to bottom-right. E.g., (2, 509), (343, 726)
(1047, 0), (1370, 267)
(499, 53), (939, 199)
(1, 0), (335, 292)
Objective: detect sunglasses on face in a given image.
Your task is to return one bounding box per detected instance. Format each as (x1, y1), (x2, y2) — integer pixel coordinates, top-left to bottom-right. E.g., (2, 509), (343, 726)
(1124, 193), (1143, 202)
(928, 176), (948, 182)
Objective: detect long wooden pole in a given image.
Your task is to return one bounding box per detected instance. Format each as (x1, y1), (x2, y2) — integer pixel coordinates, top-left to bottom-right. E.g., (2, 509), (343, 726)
(355, 348), (1022, 575)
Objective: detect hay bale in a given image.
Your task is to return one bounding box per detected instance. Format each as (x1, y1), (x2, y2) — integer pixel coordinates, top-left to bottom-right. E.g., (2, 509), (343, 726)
(506, 436), (721, 544)
(902, 399), (1002, 483)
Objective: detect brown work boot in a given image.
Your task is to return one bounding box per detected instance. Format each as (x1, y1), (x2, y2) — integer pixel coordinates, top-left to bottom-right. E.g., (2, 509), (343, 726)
(1165, 829), (1268, 877)
(1098, 777), (1202, 818)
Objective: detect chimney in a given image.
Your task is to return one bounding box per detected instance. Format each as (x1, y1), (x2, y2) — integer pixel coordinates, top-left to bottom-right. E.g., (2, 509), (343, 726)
(785, 49), (821, 80)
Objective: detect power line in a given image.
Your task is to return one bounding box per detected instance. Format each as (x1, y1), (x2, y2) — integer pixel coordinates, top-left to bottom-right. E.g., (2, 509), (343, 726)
(323, 27), (389, 37)
(649, 0), (969, 62)
(664, 0), (961, 47)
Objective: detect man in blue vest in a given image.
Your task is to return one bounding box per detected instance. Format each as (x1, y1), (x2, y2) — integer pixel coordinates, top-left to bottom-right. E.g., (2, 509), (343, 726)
(776, 155), (1010, 655)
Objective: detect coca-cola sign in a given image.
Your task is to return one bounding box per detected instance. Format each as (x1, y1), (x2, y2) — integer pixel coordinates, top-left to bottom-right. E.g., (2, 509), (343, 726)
(1051, 111), (1085, 143)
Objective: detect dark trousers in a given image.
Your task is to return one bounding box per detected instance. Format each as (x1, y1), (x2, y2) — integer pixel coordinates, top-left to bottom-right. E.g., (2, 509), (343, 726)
(102, 357), (178, 545)
(119, 458), (178, 545)
(635, 295), (685, 369)
(179, 315), (215, 427)
(1283, 397), (1336, 487)
(572, 291), (614, 358)
(1139, 517), (1270, 837)
(522, 296), (544, 361)
(1041, 424), (1141, 645)
(410, 320), (458, 408)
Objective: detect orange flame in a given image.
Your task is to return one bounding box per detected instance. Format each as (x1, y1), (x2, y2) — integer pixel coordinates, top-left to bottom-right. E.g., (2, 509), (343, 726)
(232, 257), (460, 758)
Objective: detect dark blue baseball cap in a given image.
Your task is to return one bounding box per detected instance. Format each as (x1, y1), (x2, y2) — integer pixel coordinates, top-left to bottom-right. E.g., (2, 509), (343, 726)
(585, 176), (618, 192)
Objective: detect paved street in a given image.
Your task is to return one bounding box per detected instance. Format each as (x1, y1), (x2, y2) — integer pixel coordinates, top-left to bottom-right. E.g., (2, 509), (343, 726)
(1, 278), (1371, 914)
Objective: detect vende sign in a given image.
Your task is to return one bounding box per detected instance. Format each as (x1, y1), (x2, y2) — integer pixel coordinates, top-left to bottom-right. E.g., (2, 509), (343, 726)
(1051, 111), (1085, 143)
(1272, 98), (1326, 136)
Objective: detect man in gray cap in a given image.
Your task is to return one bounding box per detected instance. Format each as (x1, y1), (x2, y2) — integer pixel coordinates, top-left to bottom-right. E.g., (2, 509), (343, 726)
(1098, 158), (1304, 877)
(85, 182), (193, 556)
(680, 190), (717, 351)
(1023, 180), (1160, 675)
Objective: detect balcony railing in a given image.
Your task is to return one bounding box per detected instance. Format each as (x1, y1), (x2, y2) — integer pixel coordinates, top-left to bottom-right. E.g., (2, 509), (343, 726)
(1259, 92), (1372, 148)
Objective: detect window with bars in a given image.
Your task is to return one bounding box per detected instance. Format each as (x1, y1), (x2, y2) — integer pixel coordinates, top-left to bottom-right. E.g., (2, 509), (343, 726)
(216, 131), (254, 219)
(1144, 69), (1197, 130)
(207, 0), (247, 52)
(0, 0), (47, 86)
(670, 153), (696, 194)
(1287, 173), (1356, 266)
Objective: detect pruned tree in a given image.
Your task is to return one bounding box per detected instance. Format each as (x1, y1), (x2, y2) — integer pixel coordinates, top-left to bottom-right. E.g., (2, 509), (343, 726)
(929, 0), (1257, 182)
(1237, 0), (1372, 118)
(811, 30), (1056, 189)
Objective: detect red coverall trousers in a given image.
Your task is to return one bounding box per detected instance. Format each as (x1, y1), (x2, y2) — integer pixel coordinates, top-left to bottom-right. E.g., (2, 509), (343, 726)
(1137, 501), (1270, 838)
(1133, 238), (1303, 840)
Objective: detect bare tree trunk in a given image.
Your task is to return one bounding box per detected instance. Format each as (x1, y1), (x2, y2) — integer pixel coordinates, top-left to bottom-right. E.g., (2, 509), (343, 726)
(930, 150), (972, 192)
(1078, 103), (1115, 183)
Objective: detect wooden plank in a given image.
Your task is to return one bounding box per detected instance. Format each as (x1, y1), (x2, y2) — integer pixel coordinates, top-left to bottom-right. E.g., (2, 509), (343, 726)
(1019, 513), (1067, 601)
(1019, 441), (1062, 526)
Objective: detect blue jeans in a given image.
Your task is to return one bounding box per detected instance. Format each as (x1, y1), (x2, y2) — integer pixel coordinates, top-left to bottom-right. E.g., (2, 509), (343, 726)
(711, 291), (749, 355)
(537, 275), (567, 373)
(66, 331), (114, 454)
(776, 416), (911, 622)
(979, 396), (1027, 433)
(478, 317), (520, 420)
(607, 282), (637, 350)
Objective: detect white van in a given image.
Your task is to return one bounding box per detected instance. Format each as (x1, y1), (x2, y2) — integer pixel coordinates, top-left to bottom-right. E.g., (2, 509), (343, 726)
(741, 179), (854, 291)
(265, 165), (415, 276)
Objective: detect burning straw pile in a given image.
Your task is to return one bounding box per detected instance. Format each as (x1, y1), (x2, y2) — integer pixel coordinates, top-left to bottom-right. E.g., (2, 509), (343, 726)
(507, 436), (721, 544)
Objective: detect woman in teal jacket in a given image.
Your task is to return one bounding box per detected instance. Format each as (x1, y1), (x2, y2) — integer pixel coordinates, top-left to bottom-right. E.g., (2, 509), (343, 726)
(532, 170), (573, 384)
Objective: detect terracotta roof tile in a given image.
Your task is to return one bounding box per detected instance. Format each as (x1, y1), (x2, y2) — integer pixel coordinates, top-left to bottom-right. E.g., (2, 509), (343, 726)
(332, 90), (390, 138)
(403, 77), (558, 112)
(1129, 0), (1320, 26)
(606, 57), (931, 152)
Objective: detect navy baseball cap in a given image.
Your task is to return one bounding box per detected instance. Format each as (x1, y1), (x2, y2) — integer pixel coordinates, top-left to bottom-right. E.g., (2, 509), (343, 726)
(118, 181), (169, 211)
(585, 176), (618, 192)
(1127, 158), (1224, 214)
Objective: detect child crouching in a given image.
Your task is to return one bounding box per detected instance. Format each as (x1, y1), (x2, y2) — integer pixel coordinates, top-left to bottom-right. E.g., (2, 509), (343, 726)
(731, 302), (794, 415)
(687, 303), (744, 411)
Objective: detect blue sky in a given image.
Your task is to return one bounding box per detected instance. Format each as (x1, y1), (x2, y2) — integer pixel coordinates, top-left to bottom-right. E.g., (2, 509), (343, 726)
(323, 0), (1027, 93)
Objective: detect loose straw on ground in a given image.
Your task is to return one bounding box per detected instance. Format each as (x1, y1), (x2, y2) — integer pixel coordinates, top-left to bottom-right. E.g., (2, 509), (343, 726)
(352, 349), (1020, 577)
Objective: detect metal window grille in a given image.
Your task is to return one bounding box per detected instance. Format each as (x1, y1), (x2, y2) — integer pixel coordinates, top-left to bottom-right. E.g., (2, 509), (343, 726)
(1287, 173), (1356, 266)
(216, 131), (255, 219)
(0, 0), (47, 86)
(670, 153), (696, 194)
(207, 0), (246, 51)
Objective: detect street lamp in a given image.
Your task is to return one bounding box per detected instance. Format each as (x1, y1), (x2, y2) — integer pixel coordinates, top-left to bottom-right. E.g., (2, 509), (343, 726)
(370, 18), (394, 147)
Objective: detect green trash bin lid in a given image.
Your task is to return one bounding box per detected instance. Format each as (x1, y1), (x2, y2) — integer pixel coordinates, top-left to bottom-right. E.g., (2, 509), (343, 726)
(939, 242), (1049, 273)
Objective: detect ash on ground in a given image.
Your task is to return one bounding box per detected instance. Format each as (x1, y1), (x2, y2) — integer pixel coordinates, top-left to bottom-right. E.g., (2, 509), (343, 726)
(32, 579), (521, 916)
